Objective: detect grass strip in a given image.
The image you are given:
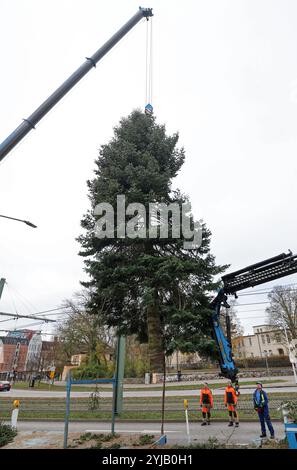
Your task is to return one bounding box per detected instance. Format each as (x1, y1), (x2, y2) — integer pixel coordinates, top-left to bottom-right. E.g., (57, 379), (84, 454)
(10, 379), (286, 393)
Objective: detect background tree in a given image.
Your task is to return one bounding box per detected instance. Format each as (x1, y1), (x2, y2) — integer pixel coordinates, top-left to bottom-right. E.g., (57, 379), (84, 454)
(124, 336), (149, 378)
(55, 291), (115, 367)
(78, 110), (226, 372)
(221, 301), (243, 339)
(266, 286), (297, 341)
(39, 337), (66, 375)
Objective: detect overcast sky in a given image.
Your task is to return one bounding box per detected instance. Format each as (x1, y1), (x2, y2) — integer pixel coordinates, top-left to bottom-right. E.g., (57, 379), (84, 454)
(1, 0), (297, 336)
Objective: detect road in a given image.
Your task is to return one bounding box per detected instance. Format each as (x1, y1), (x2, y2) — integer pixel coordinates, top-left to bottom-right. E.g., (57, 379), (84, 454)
(3, 420), (286, 447)
(3, 385), (297, 398)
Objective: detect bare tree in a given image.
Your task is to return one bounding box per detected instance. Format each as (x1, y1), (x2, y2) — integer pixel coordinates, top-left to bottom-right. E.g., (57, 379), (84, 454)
(55, 290), (115, 364)
(266, 286), (297, 341)
(221, 301), (243, 338)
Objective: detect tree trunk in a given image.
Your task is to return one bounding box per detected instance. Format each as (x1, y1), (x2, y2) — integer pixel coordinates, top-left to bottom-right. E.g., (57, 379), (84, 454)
(147, 291), (164, 373)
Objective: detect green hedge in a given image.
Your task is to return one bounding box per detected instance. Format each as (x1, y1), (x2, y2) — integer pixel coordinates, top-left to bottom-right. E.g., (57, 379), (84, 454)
(236, 356), (291, 368)
(72, 363), (113, 380)
(0, 422), (17, 447)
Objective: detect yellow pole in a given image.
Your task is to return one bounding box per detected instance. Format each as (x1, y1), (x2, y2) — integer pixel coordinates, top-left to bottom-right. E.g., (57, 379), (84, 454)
(11, 400), (20, 429)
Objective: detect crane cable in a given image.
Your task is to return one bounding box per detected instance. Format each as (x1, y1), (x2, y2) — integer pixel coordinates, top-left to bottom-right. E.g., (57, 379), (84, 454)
(145, 17), (153, 115)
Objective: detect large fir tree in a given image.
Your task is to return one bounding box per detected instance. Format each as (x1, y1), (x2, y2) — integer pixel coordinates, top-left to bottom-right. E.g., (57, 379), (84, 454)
(78, 110), (226, 372)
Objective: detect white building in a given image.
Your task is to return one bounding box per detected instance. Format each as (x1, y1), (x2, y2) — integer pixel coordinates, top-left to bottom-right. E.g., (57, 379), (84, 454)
(232, 324), (289, 359)
(25, 333), (43, 371)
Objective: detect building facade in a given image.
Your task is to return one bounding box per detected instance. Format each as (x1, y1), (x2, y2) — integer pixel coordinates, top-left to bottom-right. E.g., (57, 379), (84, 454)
(0, 330), (55, 375)
(25, 333), (43, 371)
(0, 336), (29, 373)
(232, 324), (289, 359)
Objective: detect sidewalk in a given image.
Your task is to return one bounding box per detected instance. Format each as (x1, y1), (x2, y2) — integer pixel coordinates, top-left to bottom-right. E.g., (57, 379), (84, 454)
(53, 375), (296, 389)
(3, 420), (286, 449)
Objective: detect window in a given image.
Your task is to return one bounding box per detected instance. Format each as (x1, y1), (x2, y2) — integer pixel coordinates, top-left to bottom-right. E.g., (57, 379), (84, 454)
(249, 338), (252, 346)
(261, 335), (266, 345)
(266, 334), (270, 344)
(278, 348), (284, 356)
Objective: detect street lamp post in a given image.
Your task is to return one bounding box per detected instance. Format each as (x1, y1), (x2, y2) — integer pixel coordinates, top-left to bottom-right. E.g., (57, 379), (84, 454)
(0, 214), (37, 228)
(264, 351), (271, 380)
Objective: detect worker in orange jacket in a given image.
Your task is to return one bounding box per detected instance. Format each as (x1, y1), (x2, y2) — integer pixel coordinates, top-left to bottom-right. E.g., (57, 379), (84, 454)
(200, 382), (213, 426)
(224, 381), (239, 427)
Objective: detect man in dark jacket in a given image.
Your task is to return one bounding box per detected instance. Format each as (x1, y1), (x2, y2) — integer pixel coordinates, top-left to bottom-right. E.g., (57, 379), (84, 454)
(253, 382), (275, 438)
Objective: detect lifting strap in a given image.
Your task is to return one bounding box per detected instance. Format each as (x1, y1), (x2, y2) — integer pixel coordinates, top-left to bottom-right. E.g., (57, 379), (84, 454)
(145, 17), (153, 115)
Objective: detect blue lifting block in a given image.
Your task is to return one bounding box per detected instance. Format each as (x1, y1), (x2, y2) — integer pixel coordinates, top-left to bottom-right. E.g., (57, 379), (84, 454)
(154, 435), (167, 446)
(285, 423), (297, 449)
(145, 103), (153, 115)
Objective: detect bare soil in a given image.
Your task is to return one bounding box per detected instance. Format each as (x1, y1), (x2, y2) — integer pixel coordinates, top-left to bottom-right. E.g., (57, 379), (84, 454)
(2, 431), (158, 449)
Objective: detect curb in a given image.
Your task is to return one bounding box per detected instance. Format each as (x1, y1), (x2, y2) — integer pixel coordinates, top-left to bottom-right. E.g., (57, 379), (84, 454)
(4, 418), (284, 423)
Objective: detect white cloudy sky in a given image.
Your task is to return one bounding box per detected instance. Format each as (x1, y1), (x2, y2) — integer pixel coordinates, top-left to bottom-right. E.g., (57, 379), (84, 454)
(1, 0), (297, 336)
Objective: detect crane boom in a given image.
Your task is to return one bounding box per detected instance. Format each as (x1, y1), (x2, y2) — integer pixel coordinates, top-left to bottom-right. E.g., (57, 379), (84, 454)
(222, 251), (297, 295)
(211, 250), (297, 382)
(0, 7), (153, 162)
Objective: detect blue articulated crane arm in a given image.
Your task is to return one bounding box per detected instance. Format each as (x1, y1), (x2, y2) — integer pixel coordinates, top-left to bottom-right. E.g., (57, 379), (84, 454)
(210, 288), (238, 383)
(210, 250), (297, 383)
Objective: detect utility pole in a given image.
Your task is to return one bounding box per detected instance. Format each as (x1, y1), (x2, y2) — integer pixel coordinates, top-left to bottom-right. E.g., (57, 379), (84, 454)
(263, 351), (271, 380)
(256, 332), (263, 358)
(113, 336), (126, 415)
(0, 279), (5, 300)
(279, 311), (297, 384)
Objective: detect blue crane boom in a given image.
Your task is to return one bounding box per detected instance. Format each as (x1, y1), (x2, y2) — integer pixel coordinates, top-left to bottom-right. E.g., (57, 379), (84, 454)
(211, 250), (297, 382)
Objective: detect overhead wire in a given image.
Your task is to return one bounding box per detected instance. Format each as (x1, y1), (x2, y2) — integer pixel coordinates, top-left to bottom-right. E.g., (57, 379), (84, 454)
(232, 301), (270, 306)
(6, 281), (40, 313)
(4, 281), (19, 316)
(237, 282), (297, 296)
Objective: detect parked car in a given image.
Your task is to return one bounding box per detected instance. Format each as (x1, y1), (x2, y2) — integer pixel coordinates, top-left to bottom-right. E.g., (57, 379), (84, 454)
(0, 380), (11, 391)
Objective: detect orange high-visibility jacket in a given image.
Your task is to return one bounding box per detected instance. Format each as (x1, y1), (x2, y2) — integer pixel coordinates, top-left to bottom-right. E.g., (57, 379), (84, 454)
(200, 388), (213, 407)
(224, 386), (237, 405)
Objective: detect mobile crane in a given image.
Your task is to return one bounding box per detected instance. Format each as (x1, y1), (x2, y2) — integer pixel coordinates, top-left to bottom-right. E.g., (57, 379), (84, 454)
(1, 7), (296, 387)
(0, 7), (153, 162)
(211, 250), (297, 383)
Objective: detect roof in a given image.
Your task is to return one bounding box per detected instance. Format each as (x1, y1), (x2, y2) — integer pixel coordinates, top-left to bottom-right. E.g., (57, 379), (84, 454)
(0, 336), (29, 345)
(253, 324), (271, 328)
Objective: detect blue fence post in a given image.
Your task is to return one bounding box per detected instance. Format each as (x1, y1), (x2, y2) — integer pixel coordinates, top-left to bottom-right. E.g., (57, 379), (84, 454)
(63, 372), (71, 449)
(63, 376), (116, 444)
(285, 423), (297, 449)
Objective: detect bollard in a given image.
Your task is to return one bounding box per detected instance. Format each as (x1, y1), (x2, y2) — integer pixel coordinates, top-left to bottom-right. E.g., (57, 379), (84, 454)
(184, 399), (191, 444)
(278, 402), (297, 449)
(285, 424), (297, 449)
(11, 400), (20, 429)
